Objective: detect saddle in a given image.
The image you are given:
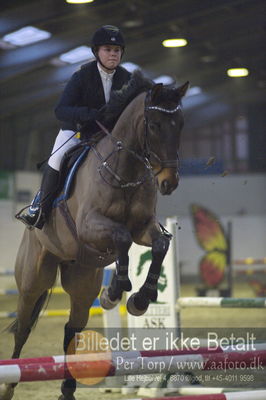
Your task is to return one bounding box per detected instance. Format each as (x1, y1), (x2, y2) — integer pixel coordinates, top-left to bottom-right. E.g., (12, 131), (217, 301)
(53, 144), (89, 207)
(53, 130), (106, 207)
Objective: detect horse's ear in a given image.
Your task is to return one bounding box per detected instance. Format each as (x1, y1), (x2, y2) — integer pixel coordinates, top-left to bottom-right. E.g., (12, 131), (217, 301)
(150, 83), (163, 102)
(176, 81), (190, 98)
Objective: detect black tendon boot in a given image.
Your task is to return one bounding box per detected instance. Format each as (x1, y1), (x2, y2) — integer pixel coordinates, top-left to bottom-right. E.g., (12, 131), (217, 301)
(17, 165), (59, 229)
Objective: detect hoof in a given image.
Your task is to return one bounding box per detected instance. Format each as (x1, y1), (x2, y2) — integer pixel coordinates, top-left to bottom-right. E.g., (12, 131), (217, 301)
(100, 288), (120, 310)
(59, 380), (76, 400)
(126, 293), (148, 316)
(0, 384), (14, 400)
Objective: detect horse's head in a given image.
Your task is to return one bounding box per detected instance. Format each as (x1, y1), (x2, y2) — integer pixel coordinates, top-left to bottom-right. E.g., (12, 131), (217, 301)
(144, 81), (189, 195)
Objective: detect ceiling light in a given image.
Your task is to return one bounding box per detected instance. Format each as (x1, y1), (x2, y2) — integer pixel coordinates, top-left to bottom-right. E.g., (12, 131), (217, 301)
(201, 55), (216, 63)
(121, 62), (140, 72)
(2, 26), (51, 47)
(59, 46), (94, 64)
(187, 86), (202, 96)
(227, 68), (249, 77)
(66, 0), (94, 3)
(162, 38), (188, 48)
(122, 20), (143, 28)
(154, 75), (174, 85)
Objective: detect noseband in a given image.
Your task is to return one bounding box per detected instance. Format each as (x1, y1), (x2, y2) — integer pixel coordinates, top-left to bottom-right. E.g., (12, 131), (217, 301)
(144, 89), (181, 170)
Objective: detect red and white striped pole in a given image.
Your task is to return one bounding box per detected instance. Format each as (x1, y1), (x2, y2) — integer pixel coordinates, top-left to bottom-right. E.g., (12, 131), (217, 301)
(124, 391), (266, 400)
(1, 343), (265, 367)
(0, 350), (266, 384)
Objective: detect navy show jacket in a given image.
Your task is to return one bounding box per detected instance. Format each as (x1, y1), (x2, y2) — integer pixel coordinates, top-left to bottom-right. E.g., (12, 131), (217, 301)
(54, 60), (131, 135)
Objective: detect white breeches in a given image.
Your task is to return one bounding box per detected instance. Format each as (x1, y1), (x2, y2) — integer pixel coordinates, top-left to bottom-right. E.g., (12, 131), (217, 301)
(48, 129), (80, 171)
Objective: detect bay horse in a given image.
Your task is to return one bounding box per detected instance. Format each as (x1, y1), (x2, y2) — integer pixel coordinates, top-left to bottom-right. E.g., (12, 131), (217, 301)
(1, 71), (188, 400)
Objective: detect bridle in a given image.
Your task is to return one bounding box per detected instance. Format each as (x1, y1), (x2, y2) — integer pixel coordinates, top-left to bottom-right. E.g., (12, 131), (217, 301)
(144, 89), (181, 172)
(90, 129), (153, 189)
(91, 89), (182, 189)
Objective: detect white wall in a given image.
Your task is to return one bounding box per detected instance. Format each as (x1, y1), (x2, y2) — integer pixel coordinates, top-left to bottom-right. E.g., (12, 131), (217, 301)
(0, 200), (25, 270)
(157, 173), (266, 217)
(0, 171), (41, 270)
(0, 172), (265, 274)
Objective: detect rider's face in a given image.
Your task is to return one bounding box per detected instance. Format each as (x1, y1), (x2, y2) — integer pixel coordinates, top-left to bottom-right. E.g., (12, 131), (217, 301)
(97, 45), (122, 72)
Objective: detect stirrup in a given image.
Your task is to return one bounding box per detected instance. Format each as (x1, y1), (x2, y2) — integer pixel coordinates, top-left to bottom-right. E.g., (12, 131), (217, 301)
(16, 207), (43, 230)
(15, 191), (43, 230)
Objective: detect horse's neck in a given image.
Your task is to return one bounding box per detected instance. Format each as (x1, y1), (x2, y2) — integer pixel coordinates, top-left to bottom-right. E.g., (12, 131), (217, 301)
(111, 92), (145, 148)
(96, 93), (147, 184)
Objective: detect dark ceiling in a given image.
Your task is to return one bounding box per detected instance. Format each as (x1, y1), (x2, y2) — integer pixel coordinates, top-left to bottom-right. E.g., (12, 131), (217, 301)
(0, 0), (265, 169)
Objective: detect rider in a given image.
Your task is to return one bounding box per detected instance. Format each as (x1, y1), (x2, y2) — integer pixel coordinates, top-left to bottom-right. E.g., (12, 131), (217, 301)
(18, 25), (131, 229)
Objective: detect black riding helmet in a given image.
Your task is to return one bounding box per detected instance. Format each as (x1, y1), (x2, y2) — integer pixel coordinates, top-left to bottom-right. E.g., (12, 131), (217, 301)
(91, 25), (125, 57)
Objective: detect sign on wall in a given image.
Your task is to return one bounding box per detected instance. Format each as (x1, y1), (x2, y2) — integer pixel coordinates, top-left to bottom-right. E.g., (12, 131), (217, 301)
(0, 171), (12, 199)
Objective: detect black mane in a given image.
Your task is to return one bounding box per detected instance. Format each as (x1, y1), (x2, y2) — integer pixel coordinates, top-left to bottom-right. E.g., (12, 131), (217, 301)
(100, 70), (154, 129)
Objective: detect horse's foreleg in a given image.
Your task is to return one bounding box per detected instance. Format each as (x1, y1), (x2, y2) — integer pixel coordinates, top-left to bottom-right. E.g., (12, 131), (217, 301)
(127, 231), (170, 316)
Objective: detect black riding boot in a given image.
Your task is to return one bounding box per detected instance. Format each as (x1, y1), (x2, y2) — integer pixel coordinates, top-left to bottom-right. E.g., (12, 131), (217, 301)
(18, 165), (59, 229)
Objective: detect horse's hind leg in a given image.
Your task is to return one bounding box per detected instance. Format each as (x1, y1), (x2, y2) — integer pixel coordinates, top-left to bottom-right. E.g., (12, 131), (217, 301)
(127, 228), (171, 316)
(12, 231), (59, 357)
(0, 229), (59, 400)
(59, 262), (103, 400)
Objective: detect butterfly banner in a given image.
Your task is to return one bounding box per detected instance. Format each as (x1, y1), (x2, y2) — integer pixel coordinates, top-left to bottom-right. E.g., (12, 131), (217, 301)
(190, 204), (230, 287)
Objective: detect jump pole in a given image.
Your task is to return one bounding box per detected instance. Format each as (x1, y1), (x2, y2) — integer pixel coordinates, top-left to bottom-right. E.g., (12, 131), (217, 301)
(178, 387), (266, 396)
(234, 258), (266, 266)
(0, 287), (66, 295)
(0, 269), (14, 276)
(1, 342), (266, 367)
(0, 305), (126, 319)
(177, 297), (266, 308)
(124, 391), (266, 400)
(227, 221), (233, 296)
(1, 349), (266, 383)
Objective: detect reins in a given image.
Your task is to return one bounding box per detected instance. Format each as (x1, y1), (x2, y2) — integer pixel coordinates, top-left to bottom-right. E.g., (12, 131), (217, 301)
(91, 89), (182, 189)
(92, 120), (153, 189)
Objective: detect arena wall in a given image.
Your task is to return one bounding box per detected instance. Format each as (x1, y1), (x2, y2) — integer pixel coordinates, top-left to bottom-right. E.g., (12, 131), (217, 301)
(0, 172), (265, 277)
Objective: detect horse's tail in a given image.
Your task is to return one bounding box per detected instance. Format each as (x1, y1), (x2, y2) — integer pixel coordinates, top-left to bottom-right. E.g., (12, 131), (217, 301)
(5, 290), (52, 334)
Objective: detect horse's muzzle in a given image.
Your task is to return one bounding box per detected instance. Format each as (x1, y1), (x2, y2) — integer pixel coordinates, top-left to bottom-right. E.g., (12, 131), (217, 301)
(157, 168), (179, 195)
